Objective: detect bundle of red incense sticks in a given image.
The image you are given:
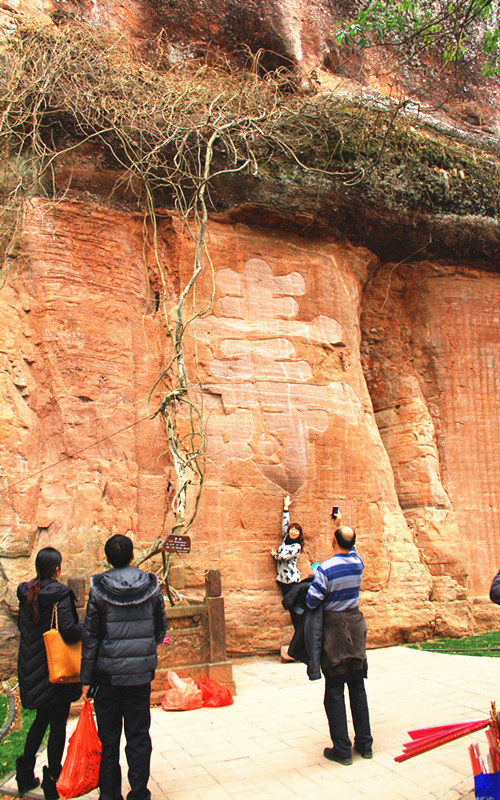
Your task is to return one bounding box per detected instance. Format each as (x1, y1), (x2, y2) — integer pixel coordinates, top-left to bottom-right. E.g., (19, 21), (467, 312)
(469, 703), (500, 776)
(395, 718), (490, 762)
(395, 702), (500, 767)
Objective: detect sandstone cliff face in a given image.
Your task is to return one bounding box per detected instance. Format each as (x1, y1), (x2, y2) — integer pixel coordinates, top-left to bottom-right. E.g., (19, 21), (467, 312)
(362, 262), (500, 634)
(1, 197), (499, 665)
(0, 0), (499, 671)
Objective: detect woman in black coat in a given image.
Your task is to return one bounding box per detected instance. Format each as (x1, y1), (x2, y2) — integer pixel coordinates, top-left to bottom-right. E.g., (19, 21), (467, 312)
(16, 547), (82, 800)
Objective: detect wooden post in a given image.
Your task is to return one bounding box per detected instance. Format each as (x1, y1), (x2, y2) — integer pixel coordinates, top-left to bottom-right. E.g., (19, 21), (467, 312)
(207, 596), (227, 663)
(68, 577), (86, 608)
(205, 569), (221, 598)
(205, 570), (226, 662)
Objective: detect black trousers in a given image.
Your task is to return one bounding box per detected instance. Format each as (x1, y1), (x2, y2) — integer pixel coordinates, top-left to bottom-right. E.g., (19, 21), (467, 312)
(324, 676), (373, 758)
(277, 581), (302, 630)
(23, 701), (71, 778)
(94, 683), (152, 800)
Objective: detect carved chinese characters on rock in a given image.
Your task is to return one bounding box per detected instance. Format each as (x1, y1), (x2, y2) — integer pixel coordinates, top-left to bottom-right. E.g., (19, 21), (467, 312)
(196, 257), (363, 495)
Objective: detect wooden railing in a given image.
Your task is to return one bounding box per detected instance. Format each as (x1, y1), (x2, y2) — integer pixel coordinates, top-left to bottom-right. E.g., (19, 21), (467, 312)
(152, 569), (235, 703)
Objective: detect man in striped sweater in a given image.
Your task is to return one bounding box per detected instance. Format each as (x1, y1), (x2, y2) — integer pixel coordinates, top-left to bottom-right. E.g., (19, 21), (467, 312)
(306, 516), (373, 765)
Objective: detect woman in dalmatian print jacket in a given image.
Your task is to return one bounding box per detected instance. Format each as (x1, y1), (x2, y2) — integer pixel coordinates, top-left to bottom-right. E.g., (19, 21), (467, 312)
(270, 494), (304, 608)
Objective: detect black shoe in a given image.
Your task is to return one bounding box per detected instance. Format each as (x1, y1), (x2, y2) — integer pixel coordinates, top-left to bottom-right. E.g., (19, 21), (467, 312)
(354, 743), (373, 759)
(323, 747), (353, 765)
(41, 767), (59, 800)
(15, 756), (40, 796)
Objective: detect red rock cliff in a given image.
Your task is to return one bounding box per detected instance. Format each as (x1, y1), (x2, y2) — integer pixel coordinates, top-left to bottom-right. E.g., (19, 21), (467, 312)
(1, 197), (499, 661)
(0, 0), (499, 671)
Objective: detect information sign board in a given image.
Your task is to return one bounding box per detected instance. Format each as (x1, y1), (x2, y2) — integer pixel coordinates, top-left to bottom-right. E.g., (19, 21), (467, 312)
(163, 534), (191, 554)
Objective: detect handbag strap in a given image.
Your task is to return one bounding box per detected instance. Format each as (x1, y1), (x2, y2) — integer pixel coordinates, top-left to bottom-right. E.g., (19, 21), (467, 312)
(50, 602), (59, 631)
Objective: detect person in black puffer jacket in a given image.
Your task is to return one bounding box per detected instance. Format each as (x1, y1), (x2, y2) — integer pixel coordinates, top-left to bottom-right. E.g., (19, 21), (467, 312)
(16, 547), (82, 800)
(80, 534), (167, 800)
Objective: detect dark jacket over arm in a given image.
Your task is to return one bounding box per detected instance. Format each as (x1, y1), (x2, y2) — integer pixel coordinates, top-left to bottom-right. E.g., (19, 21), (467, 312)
(284, 577), (323, 680)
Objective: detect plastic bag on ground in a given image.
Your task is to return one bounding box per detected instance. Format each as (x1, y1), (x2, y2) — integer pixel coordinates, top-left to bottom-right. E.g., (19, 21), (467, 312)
(161, 669), (203, 711)
(56, 699), (101, 799)
(197, 674), (233, 707)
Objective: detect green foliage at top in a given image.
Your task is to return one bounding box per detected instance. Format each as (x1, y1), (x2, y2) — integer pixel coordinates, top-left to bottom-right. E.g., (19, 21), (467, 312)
(335, 0), (500, 77)
(409, 630), (500, 656)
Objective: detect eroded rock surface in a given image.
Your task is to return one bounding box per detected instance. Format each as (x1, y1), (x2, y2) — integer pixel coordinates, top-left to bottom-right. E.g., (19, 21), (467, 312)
(362, 263), (500, 617)
(1, 201), (499, 655)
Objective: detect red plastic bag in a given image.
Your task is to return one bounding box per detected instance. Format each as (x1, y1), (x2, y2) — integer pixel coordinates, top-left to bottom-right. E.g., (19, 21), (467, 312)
(198, 674), (233, 707)
(56, 699), (102, 799)
(161, 670), (203, 711)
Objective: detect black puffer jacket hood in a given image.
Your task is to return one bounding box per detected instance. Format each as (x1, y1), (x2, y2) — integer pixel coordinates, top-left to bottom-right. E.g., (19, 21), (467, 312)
(17, 578), (82, 709)
(90, 566), (160, 606)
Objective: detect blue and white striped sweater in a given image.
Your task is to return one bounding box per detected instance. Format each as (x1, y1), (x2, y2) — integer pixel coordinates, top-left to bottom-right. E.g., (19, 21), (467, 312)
(306, 548), (363, 610)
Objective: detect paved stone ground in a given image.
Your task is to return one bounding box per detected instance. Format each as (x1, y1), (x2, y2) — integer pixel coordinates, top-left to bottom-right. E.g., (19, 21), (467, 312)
(3, 646), (497, 800)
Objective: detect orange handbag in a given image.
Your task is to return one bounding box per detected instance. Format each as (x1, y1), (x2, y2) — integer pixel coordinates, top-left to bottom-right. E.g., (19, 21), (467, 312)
(43, 602), (82, 684)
